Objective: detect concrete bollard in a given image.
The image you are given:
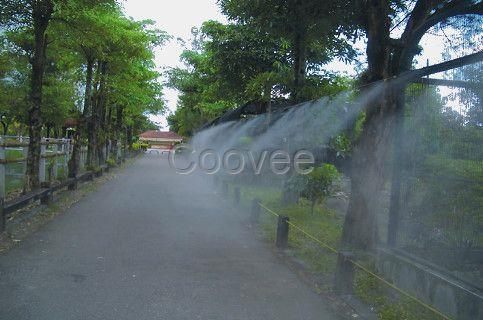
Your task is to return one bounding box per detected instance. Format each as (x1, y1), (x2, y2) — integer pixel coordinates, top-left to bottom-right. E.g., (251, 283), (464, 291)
(276, 216), (290, 248)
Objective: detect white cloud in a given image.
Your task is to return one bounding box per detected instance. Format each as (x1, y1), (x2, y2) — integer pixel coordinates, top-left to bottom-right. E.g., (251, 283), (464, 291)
(123, 0), (226, 130)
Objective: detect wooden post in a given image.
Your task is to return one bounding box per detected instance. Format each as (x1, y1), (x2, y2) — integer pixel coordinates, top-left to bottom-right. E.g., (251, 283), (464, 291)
(0, 137), (5, 201)
(250, 198), (261, 223)
(39, 141), (47, 184)
(334, 251), (355, 295)
(276, 216), (290, 248)
(40, 189), (53, 205)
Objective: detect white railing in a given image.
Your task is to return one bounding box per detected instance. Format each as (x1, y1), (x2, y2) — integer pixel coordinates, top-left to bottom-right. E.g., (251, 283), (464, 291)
(0, 136), (120, 200)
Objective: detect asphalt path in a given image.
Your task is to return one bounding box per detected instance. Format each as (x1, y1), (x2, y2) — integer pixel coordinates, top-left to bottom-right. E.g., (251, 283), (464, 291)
(0, 155), (338, 320)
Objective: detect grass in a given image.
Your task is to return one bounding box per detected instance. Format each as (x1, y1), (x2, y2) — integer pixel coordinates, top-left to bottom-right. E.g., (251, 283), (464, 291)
(236, 184), (343, 287)
(5, 149), (23, 161)
(230, 182), (444, 320)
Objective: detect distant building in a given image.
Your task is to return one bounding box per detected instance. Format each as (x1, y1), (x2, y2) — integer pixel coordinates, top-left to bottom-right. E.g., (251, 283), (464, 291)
(139, 131), (183, 149)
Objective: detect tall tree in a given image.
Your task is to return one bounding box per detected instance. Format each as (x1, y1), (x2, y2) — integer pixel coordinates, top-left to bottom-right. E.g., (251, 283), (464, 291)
(219, 0), (357, 102)
(27, 0), (54, 188)
(339, 0), (482, 252)
(336, 0), (482, 290)
(1, 0), (55, 188)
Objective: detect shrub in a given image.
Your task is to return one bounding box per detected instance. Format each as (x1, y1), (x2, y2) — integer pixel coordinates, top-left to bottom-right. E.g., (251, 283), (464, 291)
(132, 141), (149, 151)
(285, 164), (340, 214)
(106, 158), (116, 168)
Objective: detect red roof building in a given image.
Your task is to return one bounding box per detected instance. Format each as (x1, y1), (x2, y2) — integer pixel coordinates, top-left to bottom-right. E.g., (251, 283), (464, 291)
(139, 131), (183, 149)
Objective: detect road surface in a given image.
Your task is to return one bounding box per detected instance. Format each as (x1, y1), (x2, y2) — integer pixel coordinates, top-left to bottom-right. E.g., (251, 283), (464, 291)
(0, 155), (338, 320)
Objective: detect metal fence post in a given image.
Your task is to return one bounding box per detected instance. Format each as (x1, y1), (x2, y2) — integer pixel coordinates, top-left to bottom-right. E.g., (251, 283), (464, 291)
(39, 140), (47, 184)
(276, 216), (290, 248)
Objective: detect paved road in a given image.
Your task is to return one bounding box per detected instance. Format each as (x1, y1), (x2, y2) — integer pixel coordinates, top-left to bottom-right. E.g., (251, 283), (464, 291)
(0, 155), (337, 320)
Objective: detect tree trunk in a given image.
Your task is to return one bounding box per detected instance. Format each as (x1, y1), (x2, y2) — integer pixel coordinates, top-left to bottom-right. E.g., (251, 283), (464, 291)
(46, 123), (52, 138)
(86, 58), (98, 168)
(95, 61), (108, 165)
(111, 105), (123, 163)
(310, 199), (316, 215)
(291, 30), (308, 103)
(339, 0), (392, 251)
(1, 122), (8, 135)
(336, 10), (390, 294)
(387, 91), (407, 246)
(68, 129), (80, 180)
(340, 91), (398, 249)
(26, 0), (54, 190)
(126, 125), (133, 157)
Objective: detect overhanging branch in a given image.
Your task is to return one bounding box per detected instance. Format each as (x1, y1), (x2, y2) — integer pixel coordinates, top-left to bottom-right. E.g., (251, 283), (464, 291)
(399, 0), (483, 69)
(400, 50), (483, 82)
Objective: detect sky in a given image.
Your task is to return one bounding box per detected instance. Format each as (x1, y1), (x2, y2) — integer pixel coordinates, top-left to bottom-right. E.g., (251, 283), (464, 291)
(123, 0), (227, 129)
(122, 1), (460, 130)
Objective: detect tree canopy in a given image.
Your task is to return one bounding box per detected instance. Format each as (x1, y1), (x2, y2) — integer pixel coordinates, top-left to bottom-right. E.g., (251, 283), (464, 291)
(0, 0), (168, 186)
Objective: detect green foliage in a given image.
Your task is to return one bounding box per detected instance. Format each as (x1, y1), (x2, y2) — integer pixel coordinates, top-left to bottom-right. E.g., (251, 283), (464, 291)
(0, 0), (167, 144)
(106, 158), (116, 167)
(132, 141), (149, 151)
(286, 164), (340, 214)
(399, 86), (483, 264)
(219, 0), (358, 102)
(329, 134), (353, 158)
(167, 16), (354, 136)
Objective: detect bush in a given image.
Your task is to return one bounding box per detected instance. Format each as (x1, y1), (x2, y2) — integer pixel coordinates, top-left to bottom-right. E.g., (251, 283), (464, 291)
(132, 141), (149, 151)
(285, 164), (340, 214)
(106, 158), (116, 168)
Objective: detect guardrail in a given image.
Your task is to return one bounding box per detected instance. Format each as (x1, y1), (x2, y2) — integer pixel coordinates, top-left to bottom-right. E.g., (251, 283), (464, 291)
(0, 137), (73, 200)
(0, 137), (124, 201)
(0, 164), (110, 233)
(0, 136), (135, 233)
